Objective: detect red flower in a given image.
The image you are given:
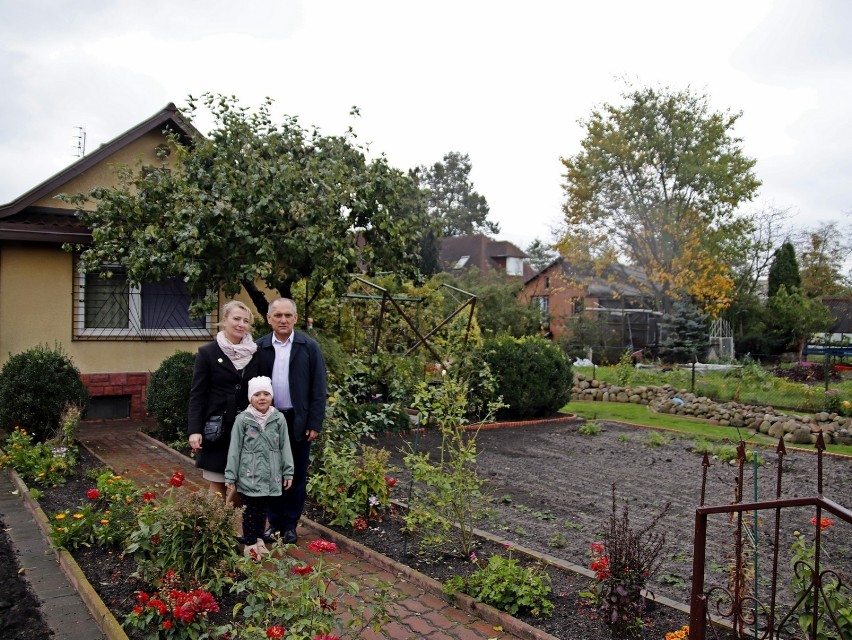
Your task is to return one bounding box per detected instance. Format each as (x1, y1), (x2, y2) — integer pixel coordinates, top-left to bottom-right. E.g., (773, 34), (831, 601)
(142, 491), (157, 502)
(151, 534), (160, 545)
(308, 539), (338, 554)
(336, 486), (344, 492)
(86, 489), (100, 500)
(133, 606), (143, 615)
(384, 475), (397, 488)
(590, 542), (604, 555)
(162, 620), (172, 630)
(266, 626), (286, 639)
(320, 597), (337, 612)
(811, 516), (834, 531)
(292, 564), (314, 576)
(352, 516), (368, 531)
(169, 472), (185, 487)
(136, 591), (150, 605)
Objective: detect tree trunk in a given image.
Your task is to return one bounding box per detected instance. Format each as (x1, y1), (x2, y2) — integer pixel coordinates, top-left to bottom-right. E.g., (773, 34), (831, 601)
(241, 280), (270, 317)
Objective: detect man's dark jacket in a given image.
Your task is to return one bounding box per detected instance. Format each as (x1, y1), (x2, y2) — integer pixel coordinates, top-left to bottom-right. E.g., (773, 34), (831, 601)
(255, 330), (327, 441)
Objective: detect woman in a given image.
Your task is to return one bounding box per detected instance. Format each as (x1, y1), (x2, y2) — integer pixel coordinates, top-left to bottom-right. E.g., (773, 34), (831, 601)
(188, 300), (260, 497)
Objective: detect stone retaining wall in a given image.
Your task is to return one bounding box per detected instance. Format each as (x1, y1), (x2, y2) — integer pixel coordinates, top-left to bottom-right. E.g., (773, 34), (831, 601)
(571, 373), (852, 446)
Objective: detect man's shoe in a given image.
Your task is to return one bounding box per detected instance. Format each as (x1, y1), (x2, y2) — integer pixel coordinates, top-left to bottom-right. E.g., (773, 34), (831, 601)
(261, 528), (278, 544)
(281, 529), (298, 544)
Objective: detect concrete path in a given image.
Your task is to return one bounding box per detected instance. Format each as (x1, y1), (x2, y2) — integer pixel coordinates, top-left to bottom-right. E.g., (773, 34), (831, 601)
(78, 421), (543, 640)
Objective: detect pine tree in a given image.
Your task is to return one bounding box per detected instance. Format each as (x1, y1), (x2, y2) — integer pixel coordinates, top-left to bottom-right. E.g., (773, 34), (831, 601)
(767, 241), (801, 299)
(660, 300), (709, 363)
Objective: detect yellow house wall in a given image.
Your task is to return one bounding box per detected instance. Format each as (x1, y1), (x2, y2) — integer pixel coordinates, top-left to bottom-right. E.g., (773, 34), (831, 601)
(0, 242), (219, 373)
(32, 131), (170, 210)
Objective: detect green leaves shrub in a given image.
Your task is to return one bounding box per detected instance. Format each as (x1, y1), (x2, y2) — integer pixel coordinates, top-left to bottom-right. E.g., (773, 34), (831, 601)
(307, 444), (395, 528)
(0, 426), (76, 487)
(483, 335), (572, 419)
(145, 351), (195, 443)
(0, 343), (88, 442)
(126, 472), (241, 594)
(445, 550), (553, 617)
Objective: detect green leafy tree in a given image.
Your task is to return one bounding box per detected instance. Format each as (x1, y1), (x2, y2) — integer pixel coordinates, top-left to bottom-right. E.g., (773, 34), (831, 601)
(418, 151), (499, 237)
(447, 269), (543, 338)
(766, 286), (833, 359)
(660, 300), (709, 364)
(65, 94), (427, 317)
(767, 241), (801, 299)
(795, 221), (852, 298)
(559, 85), (761, 313)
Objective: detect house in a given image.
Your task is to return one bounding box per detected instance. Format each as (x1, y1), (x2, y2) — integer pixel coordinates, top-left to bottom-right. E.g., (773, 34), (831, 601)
(520, 257), (660, 358)
(0, 103), (226, 420)
(439, 234), (536, 279)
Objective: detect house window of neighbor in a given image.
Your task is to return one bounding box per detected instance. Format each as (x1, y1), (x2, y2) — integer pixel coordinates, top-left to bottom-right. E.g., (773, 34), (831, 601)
(506, 256), (524, 276)
(532, 296), (550, 315)
(453, 255), (470, 270)
(76, 266), (209, 340)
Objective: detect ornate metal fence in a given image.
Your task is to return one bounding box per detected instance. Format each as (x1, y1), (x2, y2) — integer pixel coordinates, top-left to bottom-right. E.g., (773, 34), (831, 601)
(689, 434), (852, 639)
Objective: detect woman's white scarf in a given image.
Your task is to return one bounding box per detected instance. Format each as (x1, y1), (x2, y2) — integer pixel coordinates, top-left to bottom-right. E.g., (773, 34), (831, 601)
(246, 405), (274, 429)
(216, 331), (257, 370)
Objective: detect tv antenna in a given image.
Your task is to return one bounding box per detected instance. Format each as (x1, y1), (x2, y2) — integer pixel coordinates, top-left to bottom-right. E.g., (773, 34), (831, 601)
(72, 126), (86, 157)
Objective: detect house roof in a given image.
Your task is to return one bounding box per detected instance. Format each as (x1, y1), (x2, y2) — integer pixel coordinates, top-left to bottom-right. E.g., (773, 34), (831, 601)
(439, 234), (535, 278)
(0, 103), (198, 243)
(526, 256), (650, 300)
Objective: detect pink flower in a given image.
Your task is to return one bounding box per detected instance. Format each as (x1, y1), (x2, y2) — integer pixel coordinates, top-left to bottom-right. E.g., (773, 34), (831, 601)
(86, 489), (100, 500)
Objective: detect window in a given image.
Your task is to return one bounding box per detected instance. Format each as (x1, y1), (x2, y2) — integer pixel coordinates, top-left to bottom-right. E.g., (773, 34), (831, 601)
(453, 255), (470, 270)
(532, 296), (549, 314)
(506, 256), (524, 276)
(74, 266), (210, 340)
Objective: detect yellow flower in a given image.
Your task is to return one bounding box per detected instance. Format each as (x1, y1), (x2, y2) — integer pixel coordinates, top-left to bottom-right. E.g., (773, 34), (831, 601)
(55, 513), (66, 520)
(57, 527), (67, 532)
(113, 475), (122, 480)
(37, 472), (45, 477)
(100, 519), (110, 525)
(125, 497), (132, 503)
(72, 513), (84, 519)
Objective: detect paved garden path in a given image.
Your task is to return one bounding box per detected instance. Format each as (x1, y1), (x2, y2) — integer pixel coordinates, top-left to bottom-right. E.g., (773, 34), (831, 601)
(79, 421), (536, 640)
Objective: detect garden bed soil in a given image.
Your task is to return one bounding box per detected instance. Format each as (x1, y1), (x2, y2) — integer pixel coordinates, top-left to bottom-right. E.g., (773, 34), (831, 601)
(28, 416), (852, 639)
(0, 515), (54, 640)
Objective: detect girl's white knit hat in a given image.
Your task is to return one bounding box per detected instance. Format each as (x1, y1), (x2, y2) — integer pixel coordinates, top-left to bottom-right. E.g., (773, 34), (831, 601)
(248, 376), (274, 398)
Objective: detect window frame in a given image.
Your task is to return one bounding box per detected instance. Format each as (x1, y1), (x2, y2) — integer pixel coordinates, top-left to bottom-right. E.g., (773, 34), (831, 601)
(74, 265), (212, 340)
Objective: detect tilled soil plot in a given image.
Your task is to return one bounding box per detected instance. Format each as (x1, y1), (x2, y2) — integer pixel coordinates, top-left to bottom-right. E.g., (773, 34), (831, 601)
(375, 417), (852, 610)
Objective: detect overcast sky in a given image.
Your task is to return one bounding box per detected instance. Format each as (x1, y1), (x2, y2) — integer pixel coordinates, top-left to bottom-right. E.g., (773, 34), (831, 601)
(1, 0), (849, 253)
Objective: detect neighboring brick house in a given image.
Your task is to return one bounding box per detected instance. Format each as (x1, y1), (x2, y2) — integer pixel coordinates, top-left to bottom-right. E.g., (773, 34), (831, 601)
(439, 234), (536, 279)
(0, 103), (233, 420)
(520, 257), (660, 355)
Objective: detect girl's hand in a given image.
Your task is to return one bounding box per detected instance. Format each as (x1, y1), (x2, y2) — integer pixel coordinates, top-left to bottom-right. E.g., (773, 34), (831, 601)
(189, 433), (202, 451)
(283, 479), (292, 490)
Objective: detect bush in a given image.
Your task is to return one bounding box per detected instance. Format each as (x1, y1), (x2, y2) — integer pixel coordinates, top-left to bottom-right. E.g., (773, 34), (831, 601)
(0, 343), (88, 442)
(145, 351), (195, 443)
(483, 335), (572, 419)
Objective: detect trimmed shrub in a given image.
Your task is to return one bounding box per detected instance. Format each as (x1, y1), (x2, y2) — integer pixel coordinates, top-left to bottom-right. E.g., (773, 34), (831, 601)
(0, 343), (88, 442)
(483, 335), (572, 419)
(145, 351), (195, 443)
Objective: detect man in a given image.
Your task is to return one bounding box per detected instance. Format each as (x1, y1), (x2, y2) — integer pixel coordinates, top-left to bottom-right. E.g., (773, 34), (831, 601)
(256, 297), (327, 543)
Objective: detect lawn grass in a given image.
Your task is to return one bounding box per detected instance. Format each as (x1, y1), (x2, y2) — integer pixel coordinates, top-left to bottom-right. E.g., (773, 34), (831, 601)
(562, 400), (852, 458)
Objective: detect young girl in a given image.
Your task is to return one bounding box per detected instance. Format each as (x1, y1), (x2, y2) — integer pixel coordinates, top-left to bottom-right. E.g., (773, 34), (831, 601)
(225, 376), (293, 557)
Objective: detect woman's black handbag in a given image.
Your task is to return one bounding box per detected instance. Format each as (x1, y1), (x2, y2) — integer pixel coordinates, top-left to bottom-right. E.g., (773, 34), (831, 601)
(203, 415), (224, 442)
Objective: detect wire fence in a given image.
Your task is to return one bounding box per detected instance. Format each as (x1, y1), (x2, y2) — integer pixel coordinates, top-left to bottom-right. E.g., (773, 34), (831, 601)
(581, 353), (852, 415)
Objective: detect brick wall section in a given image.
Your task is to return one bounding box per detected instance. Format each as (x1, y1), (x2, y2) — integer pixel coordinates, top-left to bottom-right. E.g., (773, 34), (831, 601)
(80, 372), (151, 419)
